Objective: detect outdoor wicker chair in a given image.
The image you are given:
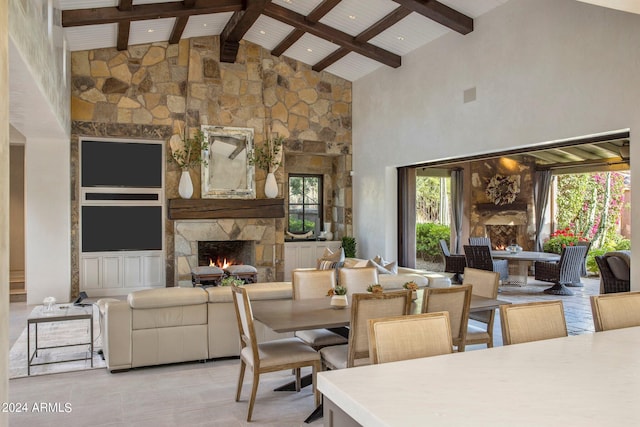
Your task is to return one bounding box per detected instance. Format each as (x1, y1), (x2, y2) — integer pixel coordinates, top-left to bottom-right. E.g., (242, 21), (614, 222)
(534, 245), (587, 296)
(463, 245), (509, 282)
(595, 254), (630, 294)
(469, 237), (492, 247)
(439, 239), (466, 283)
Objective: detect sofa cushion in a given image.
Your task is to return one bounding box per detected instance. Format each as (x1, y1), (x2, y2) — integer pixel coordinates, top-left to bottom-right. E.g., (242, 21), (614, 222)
(128, 287), (208, 309)
(343, 258), (369, 269)
(206, 282), (292, 303)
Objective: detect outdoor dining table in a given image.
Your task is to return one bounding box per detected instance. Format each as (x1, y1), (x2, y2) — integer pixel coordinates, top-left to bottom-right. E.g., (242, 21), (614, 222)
(492, 250), (560, 286)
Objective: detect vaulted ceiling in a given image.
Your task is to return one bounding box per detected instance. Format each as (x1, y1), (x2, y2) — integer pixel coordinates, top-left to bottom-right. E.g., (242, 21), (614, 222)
(58, 0), (509, 81)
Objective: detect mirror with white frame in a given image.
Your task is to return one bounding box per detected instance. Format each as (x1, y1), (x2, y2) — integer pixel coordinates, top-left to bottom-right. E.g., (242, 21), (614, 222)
(201, 126), (255, 199)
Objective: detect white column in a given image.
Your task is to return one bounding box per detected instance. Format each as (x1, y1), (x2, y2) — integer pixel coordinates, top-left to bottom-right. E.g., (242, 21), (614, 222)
(25, 136), (71, 303)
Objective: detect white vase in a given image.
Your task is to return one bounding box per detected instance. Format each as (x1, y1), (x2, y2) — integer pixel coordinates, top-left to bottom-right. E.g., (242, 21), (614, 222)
(330, 295), (348, 309)
(323, 222), (333, 241)
(265, 172), (278, 198)
(178, 169), (194, 199)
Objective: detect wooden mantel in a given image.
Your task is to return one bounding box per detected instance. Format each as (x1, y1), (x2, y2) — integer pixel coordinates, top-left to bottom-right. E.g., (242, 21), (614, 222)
(168, 198), (285, 220)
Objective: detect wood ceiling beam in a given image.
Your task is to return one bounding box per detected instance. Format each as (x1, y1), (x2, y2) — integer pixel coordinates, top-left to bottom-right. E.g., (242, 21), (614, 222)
(116, 0), (133, 50)
(272, 0), (341, 59)
(272, 29), (304, 57)
(169, 0), (197, 44)
(62, 0), (243, 27)
(220, 0), (271, 63)
(392, 0), (473, 35)
(263, 3), (401, 68)
(312, 47), (349, 72)
(313, 7), (410, 72)
(355, 7), (411, 43)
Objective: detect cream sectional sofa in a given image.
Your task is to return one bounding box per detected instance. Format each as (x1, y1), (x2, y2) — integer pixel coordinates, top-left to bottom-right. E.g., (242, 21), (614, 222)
(99, 282), (293, 372)
(342, 258), (451, 289)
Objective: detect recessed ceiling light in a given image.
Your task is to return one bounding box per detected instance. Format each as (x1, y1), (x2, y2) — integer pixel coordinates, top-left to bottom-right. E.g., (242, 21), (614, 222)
(203, 23), (208, 27)
(283, 0), (292, 3)
(397, 35), (405, 41)
(306, 48), (313, 52)
(259, 30), (266, 35)
(348, 15), (356, 20)
(147, 29), (155, 33)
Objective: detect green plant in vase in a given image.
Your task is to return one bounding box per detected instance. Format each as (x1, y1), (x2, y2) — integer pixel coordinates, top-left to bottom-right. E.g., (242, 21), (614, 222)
(169, 126), (209, 199)
(249, 134), (284, 198)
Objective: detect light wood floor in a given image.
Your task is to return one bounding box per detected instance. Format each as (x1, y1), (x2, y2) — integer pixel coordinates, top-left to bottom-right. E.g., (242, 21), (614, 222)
(8, 275), (600, 426)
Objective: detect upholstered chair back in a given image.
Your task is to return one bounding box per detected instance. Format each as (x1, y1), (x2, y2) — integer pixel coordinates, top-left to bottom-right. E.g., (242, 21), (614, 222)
(292, 269), (336, 300)
(422, 284), (472, 351)
(590, 291), (640, 332)
(500, 300), (567, 345)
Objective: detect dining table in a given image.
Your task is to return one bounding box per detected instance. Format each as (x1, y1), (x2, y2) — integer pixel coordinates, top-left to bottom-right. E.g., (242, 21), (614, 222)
(318, 326), (640, 427)
(491, 250), (560, 286)
(250, 291), (511, 424)
(251, 293), (510, 334)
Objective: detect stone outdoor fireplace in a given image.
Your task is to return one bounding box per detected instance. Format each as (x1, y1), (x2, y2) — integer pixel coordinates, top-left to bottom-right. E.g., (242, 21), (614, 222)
(485, 225), (518, 249)
(197, 240), (255, 267)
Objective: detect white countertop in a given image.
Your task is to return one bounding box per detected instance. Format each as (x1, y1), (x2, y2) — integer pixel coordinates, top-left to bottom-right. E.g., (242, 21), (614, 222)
(318, 327), (640, 427)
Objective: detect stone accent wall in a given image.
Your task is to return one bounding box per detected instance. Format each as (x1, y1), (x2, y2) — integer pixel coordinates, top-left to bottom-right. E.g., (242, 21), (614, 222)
(469, 157), (536, 250)
(70, 37), (352, 287)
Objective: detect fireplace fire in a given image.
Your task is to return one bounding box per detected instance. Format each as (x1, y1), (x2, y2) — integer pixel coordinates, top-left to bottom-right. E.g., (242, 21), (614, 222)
(198, 240), (255, 268)
(486, 225), (518, 250)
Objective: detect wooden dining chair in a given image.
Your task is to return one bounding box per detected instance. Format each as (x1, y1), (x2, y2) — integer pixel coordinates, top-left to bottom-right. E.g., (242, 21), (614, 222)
(231, 285), (321, 422)
(422, 284), (472, 352)
(462, 268), (500, 348)
(338, 267), (379, 296)
(368, 312), (453, 364)
(590, 291), (640, 332)
(500, 300), (567, 345)
(319, 290), (412, 370)
(291, 269), (348, 350)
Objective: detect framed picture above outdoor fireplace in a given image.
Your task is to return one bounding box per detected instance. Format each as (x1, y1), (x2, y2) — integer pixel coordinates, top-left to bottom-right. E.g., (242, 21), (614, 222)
(201, 126), (255, 199)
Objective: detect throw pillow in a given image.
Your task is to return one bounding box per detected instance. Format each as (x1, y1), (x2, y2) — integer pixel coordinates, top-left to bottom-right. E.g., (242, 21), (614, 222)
(316, 247), (345, 269)
(367, 259), (397, 275)
(319, 260), (338, 270)
(372, 255), (398, 274)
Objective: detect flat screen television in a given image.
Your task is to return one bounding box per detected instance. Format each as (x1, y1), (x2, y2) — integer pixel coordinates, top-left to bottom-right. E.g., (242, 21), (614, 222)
(81, 140), (162, 188)
(82, 206), (162, 252)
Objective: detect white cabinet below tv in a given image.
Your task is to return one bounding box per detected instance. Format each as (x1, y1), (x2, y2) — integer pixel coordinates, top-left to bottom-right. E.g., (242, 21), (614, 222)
(80, 250), (164, 296)
(284, 240), (342, 281)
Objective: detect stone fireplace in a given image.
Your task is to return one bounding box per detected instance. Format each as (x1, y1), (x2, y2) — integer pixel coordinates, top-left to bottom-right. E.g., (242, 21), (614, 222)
(174, 218), (279, 287)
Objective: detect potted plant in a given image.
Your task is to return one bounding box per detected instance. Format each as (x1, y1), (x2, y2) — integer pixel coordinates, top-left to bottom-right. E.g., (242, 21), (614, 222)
(367, 284), (384, 294)
(403, 281), (419, 300)
(341, 236), (357, 258)
(220, 276), (244, 287)
(249, 134), (284, 198)
(169, 126), (209, 199)
(327, 285), (348, 308)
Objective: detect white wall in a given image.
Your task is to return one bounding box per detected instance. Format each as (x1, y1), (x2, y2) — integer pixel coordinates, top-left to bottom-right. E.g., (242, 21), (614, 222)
(1, 0), (9, 422)
(25, 136), (71, 303)
(352, 0), (640, 287)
